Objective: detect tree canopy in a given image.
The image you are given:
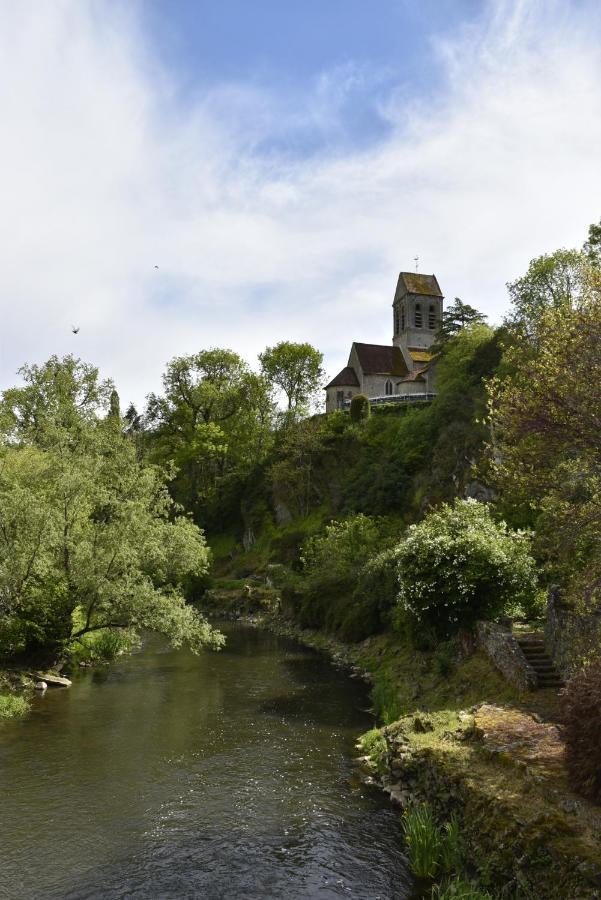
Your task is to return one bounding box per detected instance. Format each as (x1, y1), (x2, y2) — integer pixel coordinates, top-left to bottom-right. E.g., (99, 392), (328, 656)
(0, 356), (222, 663)
(434, 298), (487, 346)
(259, 341), (324, 416)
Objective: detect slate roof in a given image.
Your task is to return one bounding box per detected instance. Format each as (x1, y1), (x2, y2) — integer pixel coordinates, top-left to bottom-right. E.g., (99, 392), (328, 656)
(352, 343), (409, 376)
(324, 366), (360, 389)
(396, 272), (443, 298)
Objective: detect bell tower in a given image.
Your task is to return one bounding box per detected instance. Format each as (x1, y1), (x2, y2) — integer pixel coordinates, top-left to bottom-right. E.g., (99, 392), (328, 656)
(392, 272), (443, 366)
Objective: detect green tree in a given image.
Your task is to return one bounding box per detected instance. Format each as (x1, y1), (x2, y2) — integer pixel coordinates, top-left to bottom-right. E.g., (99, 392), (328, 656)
(396, 499), (538, 637)
(487, 267), (601, 600)
(506, 249), (592, 342)
(0, 356), (222, 663)
(584, 217), (601, 266)
(146, 349), (275, 521)
(259, 341), (324, 417)
(435, 298), (487, 347)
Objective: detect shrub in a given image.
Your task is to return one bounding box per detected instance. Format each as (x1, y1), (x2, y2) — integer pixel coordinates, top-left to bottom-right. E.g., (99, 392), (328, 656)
(0, 692), (30, 719)
(433, 643), (457, 678)
(562, 659), (601, 803)
(350, 393), (370, 423)
(396, 499), (538, 638)
(339, 547), (400, 641)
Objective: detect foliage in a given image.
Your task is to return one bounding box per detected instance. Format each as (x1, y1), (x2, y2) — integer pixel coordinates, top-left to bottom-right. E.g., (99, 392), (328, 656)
(259, 340), (324, 416)
(358, 726), (387, 760)
(280, 514), (397, 636)
(439, 814), (463, 875)
(431, 881), (491, 900)
(344, 547), (400, 641)
(584, 217), (601, 266)
(71, 625), (138, 664)
(349, 393), (370, 422)
(402, 802), (442, 878)
(0, 355), (223, 662)
(396, 500), (538, 638)
(145, 349), (275, 523)
(434, 298), (487, 348)
(0, 692), (30, 719)
(487, 274), (601, 594)
(371, 674), (404, 723)
(562, 660), (601, 804)
(505, 249), (593, 343)
(301, 513), (382, 577)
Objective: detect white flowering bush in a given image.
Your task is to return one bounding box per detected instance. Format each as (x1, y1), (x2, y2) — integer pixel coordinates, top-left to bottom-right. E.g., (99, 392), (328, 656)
(396, 499), (538, 637)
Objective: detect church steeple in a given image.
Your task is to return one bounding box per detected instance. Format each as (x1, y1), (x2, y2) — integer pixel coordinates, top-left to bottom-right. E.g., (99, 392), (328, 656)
(392, 272), (443, 366)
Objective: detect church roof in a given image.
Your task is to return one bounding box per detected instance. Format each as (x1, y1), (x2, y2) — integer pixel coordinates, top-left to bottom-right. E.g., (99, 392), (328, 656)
(397, 368), (427, 383)
(409, 349), (435, 363)
(396, 272), (443, 298)
(352, 343), (409, 376)
(325, 366), (360, 389)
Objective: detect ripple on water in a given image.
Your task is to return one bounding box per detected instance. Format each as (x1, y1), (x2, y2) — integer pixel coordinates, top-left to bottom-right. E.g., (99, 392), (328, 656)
(0, 625), (411, 900)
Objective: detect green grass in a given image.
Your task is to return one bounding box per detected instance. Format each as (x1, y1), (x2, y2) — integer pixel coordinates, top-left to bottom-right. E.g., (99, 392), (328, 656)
(432, 880), (492, 900)
(403, 802), (442, 879)
(0, 692), (30, 719)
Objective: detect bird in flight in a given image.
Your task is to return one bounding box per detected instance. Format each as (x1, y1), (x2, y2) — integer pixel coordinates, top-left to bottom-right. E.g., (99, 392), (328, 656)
(72, 326), (80, 334)
(154, 265), (159, 269)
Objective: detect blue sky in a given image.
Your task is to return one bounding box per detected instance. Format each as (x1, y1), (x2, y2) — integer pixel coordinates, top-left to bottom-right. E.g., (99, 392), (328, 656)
(143, 0), (483, 156)
(1, 1), (600, 406)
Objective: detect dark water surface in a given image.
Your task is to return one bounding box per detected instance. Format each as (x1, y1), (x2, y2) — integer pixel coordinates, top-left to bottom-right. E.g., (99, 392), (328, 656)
(0, 624), (411, 899)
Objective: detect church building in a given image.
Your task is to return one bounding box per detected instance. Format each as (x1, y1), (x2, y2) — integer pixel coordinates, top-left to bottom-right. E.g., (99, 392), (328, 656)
(325, 272), (444, 412)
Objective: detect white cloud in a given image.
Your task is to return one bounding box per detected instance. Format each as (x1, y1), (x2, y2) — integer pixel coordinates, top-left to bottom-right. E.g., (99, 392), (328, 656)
(1, 0), (600, 405)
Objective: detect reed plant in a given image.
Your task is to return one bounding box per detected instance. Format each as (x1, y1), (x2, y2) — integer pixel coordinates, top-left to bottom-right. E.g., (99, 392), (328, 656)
(402, 802), (441, 879)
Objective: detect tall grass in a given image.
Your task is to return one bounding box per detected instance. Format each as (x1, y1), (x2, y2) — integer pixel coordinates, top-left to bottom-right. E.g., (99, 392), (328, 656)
(440, 813), (463, 874)
(432, 880), (492, 899)
(402, 803), (441, 879)
(0, 692), (30, 719)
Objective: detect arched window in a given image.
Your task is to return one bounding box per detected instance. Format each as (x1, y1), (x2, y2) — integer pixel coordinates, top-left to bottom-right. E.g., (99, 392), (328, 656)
(415, 303), (423, 328)
(385, 379), (393, 396)
(428, 304), (436, 329)
(394, 309), (399, 334)
(401, 306), (405, 330)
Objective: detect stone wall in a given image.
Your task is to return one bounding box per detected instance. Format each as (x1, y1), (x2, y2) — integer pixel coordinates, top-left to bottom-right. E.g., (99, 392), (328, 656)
(475, 621), (538, 691)
(545, 586), (601, 679)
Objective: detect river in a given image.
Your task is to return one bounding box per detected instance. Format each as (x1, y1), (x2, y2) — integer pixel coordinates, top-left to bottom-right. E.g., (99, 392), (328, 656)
(0, 624), (412, 899)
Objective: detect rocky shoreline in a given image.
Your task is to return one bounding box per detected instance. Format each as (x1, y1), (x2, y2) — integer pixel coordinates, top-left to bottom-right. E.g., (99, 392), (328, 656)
(225, 607), (601, 898)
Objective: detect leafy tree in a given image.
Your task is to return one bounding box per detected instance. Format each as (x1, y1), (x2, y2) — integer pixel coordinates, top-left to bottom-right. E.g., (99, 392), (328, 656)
(487, 268), (601, 594)
(0, 356), (222, 663)
(108, 388), (121, 421)
(435, 298), (487, 347)
(584, 217), (601, 266)
(259, 341), (324, 417)
(395, 499), (538, 637)
(506, 249), (592, 342)
(124, 403), (142, 430)
(146, 349), (275, 521)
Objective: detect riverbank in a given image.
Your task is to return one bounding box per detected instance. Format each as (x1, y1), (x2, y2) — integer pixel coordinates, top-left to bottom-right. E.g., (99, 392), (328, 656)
(0, 670), (34, 719)
(201, 585), (601, 898)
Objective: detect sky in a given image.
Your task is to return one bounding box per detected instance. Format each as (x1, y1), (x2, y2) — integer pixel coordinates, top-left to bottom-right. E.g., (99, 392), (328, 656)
(1, 0), (601, 408)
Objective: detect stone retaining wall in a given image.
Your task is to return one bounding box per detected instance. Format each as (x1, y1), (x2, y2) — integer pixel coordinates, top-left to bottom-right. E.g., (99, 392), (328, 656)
(545, 586), (601, 679)
(475, 621), (538, 691)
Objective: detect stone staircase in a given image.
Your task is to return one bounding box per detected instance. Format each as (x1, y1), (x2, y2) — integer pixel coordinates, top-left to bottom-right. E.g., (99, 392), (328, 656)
(516, 634), (564, 690)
